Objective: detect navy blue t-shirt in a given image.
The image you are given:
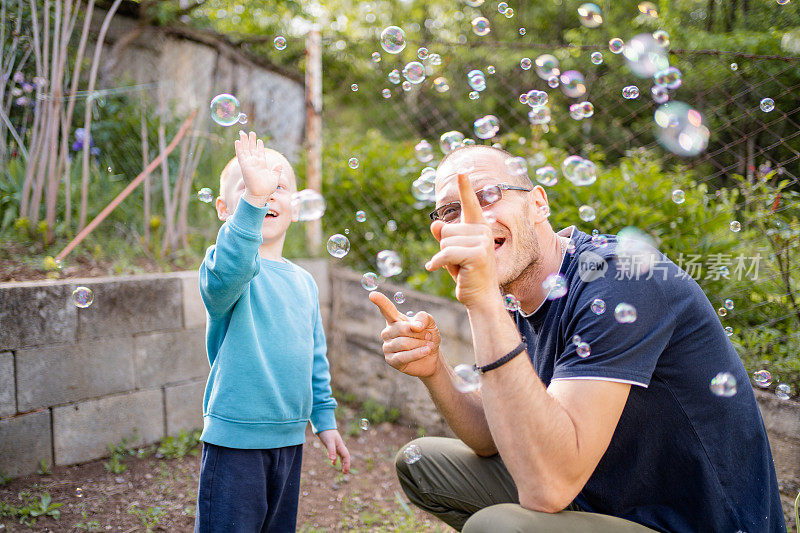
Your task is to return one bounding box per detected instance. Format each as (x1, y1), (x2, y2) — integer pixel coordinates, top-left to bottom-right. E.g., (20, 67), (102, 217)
(514, 227), (785, 533)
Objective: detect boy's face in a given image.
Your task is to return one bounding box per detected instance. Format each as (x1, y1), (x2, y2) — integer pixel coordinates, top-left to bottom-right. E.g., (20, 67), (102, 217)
(215, 154), (298, 244)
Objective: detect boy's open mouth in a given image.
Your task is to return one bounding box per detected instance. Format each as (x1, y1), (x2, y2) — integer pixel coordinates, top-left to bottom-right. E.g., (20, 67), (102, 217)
(265, 209), (278, 218)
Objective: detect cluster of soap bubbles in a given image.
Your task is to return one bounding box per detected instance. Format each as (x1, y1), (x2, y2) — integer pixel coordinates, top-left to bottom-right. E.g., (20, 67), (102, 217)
(535, 166), (558, 186)
(474, 114), (500, 139)
(561, 156), (598, 186)
(412, 167), (436, 202)
(568, 101), (595, 120)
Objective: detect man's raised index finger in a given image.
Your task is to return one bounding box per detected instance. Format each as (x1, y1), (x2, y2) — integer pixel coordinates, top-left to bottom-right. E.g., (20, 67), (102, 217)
(456, 173), (485, 224)
(368, 291), (406, 324)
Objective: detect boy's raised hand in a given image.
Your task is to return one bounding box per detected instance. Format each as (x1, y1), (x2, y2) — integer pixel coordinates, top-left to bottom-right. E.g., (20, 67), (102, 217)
(317, 429), (350, 474)
(234, 131), (280, 197)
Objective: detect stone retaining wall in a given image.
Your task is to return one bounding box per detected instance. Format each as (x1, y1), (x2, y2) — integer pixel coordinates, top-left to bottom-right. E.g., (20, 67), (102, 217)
(1, 263), (797, 519)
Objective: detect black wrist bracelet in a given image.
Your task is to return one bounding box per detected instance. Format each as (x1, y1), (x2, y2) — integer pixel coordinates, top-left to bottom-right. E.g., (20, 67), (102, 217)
(473, 337), (527, 375)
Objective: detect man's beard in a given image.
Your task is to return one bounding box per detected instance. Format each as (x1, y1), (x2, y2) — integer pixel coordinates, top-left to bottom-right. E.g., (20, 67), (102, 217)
(499, 227), (541, 294)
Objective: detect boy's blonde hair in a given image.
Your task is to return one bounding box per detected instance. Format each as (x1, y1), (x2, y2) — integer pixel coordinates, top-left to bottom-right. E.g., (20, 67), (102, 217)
(219, 156), (241, 201)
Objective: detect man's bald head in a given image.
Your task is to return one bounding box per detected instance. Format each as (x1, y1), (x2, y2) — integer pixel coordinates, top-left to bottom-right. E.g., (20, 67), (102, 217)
(435, 145), (534, 189)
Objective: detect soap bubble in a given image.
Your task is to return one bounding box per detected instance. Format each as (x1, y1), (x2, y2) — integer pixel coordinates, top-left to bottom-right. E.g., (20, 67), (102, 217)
(505, 157), (528, 177)
(388, 70), (401, 84)
(591, 230), (608, 247)
(348, 157), (359, 169)
(197, 188), (214, 203)
(576, 342), (591, 358)
(579, 205), (596, 222)
(718, 307), (727, 317)
(402, 81), (413, 92)
(651, 85), (669, 104)
(753, 370), (772, 388)
(570, 104), (585, 120)
(469, 91), (479, 100)
(387, 220), (398, 232)
(497, 1), (508, 13)
(652, 30), (670, 48)
(504, 294), (521, 311)
(760, 98), (775, 112)
(471, 16), (491, 36)
(535, 166), (558, 186)
(562, 156), (597, 186)
(291, 189), (326, 221)
(579, 101), (594, 118)
(453, 364), (482, 392)
(403, 61), (426, 84)
(326, 234), (350, 258)
(381, 88), (391, 99)
(72, 287), (94, 308)
(710, 372), (737, 397)
(394, 291), (406, 304)
(559, 70), (586, 98)
(356, 210), (367, 222)
(654, 101), (710, 157)
(474, 114), (500, 139)
(638, 1), (659, 17)
(590, 51), (604, 65)
(351, 84), (358, 92)
(623, 33), (669, 78)
(617, 227), (658, 275)
(209, 94), (241, 126)
(274, 36), (287, 50)
(504, 7), (515, 18)
(417, 47), (429, 60)
(577, 3), (603, 28)
(428, 53), (442, 66)
(519, 28), (527, 36)
(402, 444), (422, 464)
(572, 335), (582, 345)
(415, 140), (434, 162)
(487, 65), (496, 74)
(526, 90), (548, 108)
(724, 298), (735, 310)
(543, 273), (568, 299)
(547, 75), (559, 88)
(622, 85), (640, 99)
(433, 77), (450, 92)
(534, 54), (560, 80)
(672, 189), (685, 204)
(359, 418), (370, 430)
(440, 131), (465, 154)
(775, 383), (791, 400)
(464, 0), (485, 7)
(528, 106), (552, 125)
(730, 220), (741, 232)
(467, 70), (486, 92)
(609, 38), (624, 54)
(520, 57), (532, 70)
(590, 298), (606, 315)
(361, 272), (378, 291)
(372, 52), (382, 62)
(654, 67), (682, 89)
(377, 250), (402, 277)
(614, 302), (637, 323)
(412, 167), (437, 201)
(76, 487), (83, 497)
(730, 62), (738, 71)
(724, 326), (733, 336)
(238, 113), (248, 124)
(380, 26), (406, 54)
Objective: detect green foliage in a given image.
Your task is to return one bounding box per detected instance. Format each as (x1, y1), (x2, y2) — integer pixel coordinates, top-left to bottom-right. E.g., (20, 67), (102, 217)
(103, 433), (140, 473)
(74, 519), (102, 532)
(0, 491), (62, 527)
(36, 459), (51, 476)
(0, 470), (12, 486)
(127, 504), (166, 533)
(157, 429), (202, 459)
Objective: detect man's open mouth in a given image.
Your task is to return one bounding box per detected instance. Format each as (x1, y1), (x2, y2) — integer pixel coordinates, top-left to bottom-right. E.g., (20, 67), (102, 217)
(494, 237), (505, 250)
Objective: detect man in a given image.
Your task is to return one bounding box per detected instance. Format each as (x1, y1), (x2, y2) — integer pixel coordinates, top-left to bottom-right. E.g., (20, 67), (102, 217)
(369, 145), (785, 532)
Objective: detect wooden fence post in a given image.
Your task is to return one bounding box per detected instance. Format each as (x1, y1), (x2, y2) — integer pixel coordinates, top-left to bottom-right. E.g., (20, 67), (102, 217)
(305, 24), (323, 256)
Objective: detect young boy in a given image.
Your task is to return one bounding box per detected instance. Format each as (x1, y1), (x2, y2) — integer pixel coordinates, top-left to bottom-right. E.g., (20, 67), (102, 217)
(195, 131), (350, 532)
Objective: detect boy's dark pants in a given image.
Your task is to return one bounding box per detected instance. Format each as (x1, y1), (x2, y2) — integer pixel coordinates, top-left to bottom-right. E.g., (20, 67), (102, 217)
(194, 442), (303, 533)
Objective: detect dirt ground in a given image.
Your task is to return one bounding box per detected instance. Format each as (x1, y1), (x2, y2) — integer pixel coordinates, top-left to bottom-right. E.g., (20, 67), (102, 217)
(0, 421), (452, 532)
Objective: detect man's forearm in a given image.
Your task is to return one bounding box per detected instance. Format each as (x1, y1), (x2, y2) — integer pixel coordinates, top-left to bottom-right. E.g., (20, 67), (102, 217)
(421, 355), (497, 456)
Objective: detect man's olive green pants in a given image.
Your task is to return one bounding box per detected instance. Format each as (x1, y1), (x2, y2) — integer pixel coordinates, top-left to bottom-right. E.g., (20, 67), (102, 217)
(395, 437), (658, 532)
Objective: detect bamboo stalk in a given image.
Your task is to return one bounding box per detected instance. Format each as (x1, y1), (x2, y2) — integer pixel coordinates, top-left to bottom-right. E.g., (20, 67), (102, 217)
(56, 109), (197, 262)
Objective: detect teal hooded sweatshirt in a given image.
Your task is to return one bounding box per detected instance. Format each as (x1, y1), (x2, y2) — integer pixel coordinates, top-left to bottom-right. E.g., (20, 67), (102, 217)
(198, 198), (337, 449)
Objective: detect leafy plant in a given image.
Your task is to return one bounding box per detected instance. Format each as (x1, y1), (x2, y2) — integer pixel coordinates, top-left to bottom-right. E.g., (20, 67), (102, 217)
(156, 429), (202, 459)
(0, 470), (12, 486)
(36, 459), (51, 475)
(0, 492), (62, 526)
(127, 504), (166, 533)
(103, 433), (138, 473)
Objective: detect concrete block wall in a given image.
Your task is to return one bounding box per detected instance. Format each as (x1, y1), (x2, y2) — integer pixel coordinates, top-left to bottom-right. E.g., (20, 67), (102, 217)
(0, 272), (207, 477)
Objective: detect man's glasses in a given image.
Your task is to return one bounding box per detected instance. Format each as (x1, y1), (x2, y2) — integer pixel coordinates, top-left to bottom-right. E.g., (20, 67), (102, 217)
(429, 183), (532, 223)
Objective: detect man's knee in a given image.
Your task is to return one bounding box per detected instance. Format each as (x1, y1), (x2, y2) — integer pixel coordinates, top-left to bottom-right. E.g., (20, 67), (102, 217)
(463, 504), (529, 533)
(394, 437), (428, 483)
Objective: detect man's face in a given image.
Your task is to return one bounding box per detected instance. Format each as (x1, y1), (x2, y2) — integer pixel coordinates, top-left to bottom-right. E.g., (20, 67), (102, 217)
(217, 155), (297, 243)
(434, 148), (544, 288)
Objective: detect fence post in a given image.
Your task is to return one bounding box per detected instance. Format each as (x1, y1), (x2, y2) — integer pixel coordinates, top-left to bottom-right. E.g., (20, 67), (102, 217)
(305, 24), (323, 256)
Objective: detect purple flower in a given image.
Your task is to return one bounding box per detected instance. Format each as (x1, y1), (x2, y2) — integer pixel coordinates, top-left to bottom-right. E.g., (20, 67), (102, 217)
(72, 140), (84, 152)
(14, 96), (28, 106)
(90, 147), (100, 156)
(22, 82), (33, 93)
(12, 72), (24, 83)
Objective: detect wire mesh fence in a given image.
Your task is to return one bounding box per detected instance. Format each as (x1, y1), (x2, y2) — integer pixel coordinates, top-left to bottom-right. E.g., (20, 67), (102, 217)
(314, 33), (800, 394)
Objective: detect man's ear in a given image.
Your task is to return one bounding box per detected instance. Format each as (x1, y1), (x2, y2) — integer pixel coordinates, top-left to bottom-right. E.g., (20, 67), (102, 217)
(530, 185), (550, 223)
(216, 197), (229, 221)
